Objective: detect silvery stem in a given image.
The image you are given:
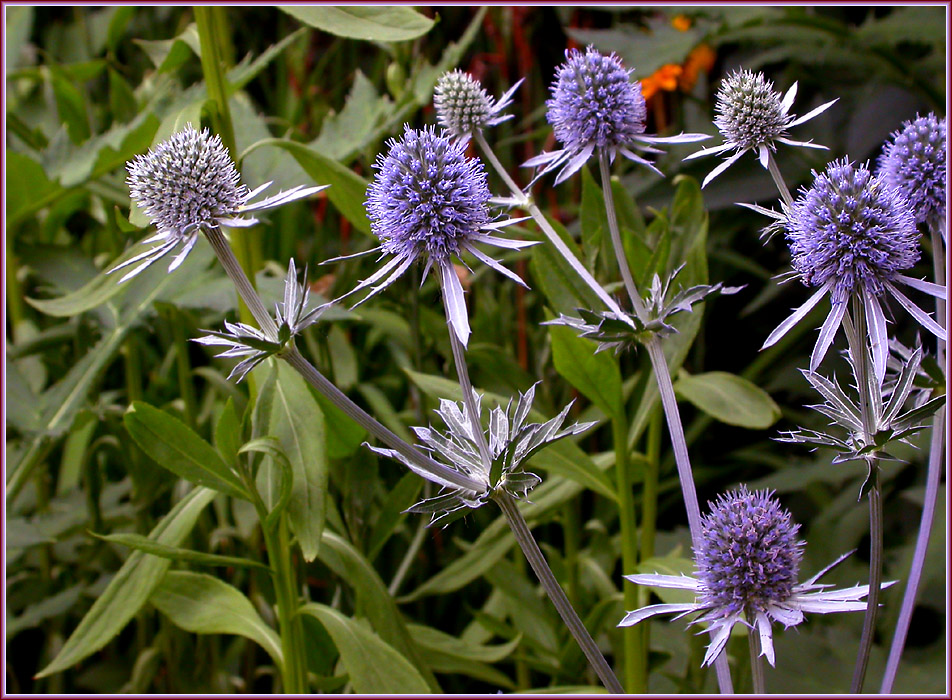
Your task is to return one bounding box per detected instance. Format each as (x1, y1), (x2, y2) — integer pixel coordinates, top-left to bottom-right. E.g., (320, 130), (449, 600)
(597, 150), (733, 694)
(748, 622), (766, 695)
(473, 131), (633, 326)
(495, 490), (625, 695)
(203, 227), (484, 494)
(766, 150), (794, 208)
(880, 226), (947, 693)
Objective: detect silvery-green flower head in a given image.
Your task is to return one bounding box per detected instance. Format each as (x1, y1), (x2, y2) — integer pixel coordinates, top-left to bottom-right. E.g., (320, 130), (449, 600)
(325, 125), (535, 347)
(523, 46), (708, 185)
(759, 159), (946, 383)
(878, 113), (947, 229)
(621, 486), (890, 667)
(685, 69), (837, 188)
(434, 70), (523, 142)
(112, 124), (325, 282)
(368, 384), (593, 525)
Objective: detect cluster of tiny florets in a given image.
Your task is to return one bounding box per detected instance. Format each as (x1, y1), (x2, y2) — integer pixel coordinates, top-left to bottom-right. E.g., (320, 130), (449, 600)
(434, 70), (494, 138)
(547, 45), (647, 151)
(714, 70), (789, 149)
(366, 126), (491, 261)
(786, 159), (920, 302)
(696, 487), (803, 618)
(127, 125), (245, 237)
(878, 113), (947, 226)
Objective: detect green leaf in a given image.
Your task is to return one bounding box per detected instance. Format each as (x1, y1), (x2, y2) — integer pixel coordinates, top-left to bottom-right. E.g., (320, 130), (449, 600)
(151, 571), (282, 666)
(674, 371), (781, 429)
(312, 70), (393, 162)
(319, 532), (440, 691)
(134, 23), (201, 73)
(311, 389), (367, 459)
(93, 532), (269, 571)
(37, 487), (216, 677)
(298, 603), (430, 694)
(124, 402), (250, 500)
(49, 64), (91, 143)
(108, 68), (138, 123)
(255, 138), (371, 235)
(280, 6), (435, 42)
(548, 321), (623, 420)
(408, 623), (519, 689)
(264, 363), (327, 561)
(214, 398), (242, 468)
(6, 151), (62, 226)
(528, 218), (603, 316)
(580, 166), (607, 263)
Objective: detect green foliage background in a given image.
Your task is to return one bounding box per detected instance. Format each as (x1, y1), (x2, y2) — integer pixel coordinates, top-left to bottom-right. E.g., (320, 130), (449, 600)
(5, 5), (946, 694)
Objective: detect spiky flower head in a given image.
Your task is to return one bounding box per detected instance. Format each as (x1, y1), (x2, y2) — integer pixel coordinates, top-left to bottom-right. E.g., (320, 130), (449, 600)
(435, 71), (494, 137)
(548, 45), (647, 153)
(524, 46), (707, 184)
(786, 159), (919, 303)
(113, 124), (325, 282)
(127, 125), (245, 240)
(697, 487), (803, 618)
(714, 70), (790, 150)
(878, 113), (947, 227)
(367, 125), (491, 263)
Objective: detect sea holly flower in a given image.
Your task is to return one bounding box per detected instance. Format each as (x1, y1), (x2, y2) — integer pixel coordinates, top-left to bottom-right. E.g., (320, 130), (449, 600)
(433, 70), (523, 142)
(194, 259), (324, 381)
(620, 487), (886, 667)
(112, 124), (326, 283)
(878, 113), (947, 231)
(760, 159), (946, 383)
(522, 45), (708, 185)
(368, 384), (594, 525)
(547, 266), (742, 354)
(685, 69), (837, 188)
(326, 125), (534, 347)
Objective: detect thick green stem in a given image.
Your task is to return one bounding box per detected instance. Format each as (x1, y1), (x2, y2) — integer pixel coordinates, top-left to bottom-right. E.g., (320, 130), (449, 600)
(613, 410), (643, 693)
(495, 491), (625, 695)
(263, 515), (306, 692)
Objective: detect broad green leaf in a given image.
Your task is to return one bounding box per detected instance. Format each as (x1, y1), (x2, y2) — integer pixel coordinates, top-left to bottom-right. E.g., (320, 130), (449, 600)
(568, 21), (702, 79)
(49, 64), (90, 143)
(151, 571), (282, 666)
(408, 623), (519, 689)
(366, 471), (422, 560)
(124, 401), (250, 500)
(280, 6), (434, 42)
(254, 138), (371, 235)
(319, 532), (440, 691)
(312, 70), (393, 162)
(93, 532), (269, 571)
(57, 410), (97, 495)
(7, 586), (83, 638)
(400, 531), (515, 602)
(37, 487), (216, 677)
(528, 217), (603, 316)
(214, 398), (242, 468)
(548, 322), (623, 420)
(580, 167), (607, 262)
(674, 371), (781, 429)
(311, 389), (366, 459)
(265, 362), (327, 561)
(134, 23), (201, 73)
(6, 152), (62, 226)
(298, 603), (430, 694)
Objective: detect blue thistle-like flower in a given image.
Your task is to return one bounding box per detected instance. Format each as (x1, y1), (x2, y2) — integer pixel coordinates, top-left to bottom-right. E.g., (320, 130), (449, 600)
(685, 69), (837, 188)
(759, 159), (946, 382)
(523, 46), (707, 184)
(112, 124), (325, 282)
(434, 70), (523, 142)
(326, 125), (534, 346)
(878, 113), (947, 229)
(621, 486), (888, 667)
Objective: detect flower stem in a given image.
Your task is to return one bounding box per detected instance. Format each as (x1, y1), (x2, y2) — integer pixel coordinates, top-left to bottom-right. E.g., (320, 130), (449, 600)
(636, 406), (662, 685)
(494, 490), (625, 695)
(203, 226), (485, 493)
(598, 149), (733, 694)
(880, 226), (946, 693)
(613, 410), (644, 693)
(766, 151), (794, 208)
(748, 624), (766, 694)
(846, 294), (884, 695)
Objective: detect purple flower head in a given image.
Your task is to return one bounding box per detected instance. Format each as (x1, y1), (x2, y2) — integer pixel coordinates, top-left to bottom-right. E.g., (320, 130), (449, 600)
(523, 46), (708, 185)
(685, 69), (837, 188)
(622, 485), (891, 667)
(878, 113), (947, 228)
(113, 124), (325, 282)
(787, 159), (920, 303)
(367, 125), (491, 263)
(696, 487), (803, 619)
(327, 125), (536, 346)
(433, 70), (523, 142)
(760, 158), (945, 382)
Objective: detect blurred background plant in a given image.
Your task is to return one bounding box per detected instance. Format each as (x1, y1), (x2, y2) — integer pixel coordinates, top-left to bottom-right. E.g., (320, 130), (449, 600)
(5, 5), (945, 693)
